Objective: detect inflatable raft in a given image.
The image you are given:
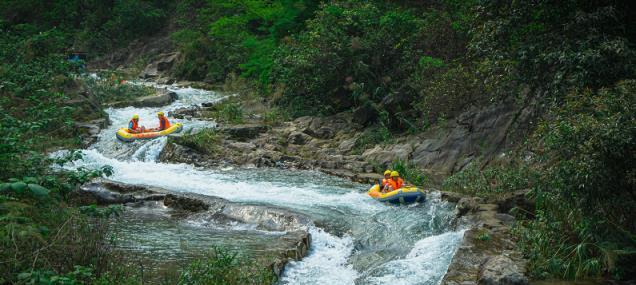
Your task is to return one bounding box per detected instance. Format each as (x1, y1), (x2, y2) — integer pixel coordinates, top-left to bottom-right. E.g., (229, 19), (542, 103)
(116, 123), (183, 142)
(368, 184), (426, 204)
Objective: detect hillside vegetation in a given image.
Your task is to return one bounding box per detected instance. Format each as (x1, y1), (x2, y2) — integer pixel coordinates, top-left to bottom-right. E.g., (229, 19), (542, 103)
(1, 0), (635, 282)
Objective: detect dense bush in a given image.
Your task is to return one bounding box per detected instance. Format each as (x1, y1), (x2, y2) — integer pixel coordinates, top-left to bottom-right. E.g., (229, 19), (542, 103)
(470, 0), (636, 98)
(0, 0), (171, 53)
(518, 81), (636, 279)
(177, 247), (276, 285)
(172, 0), (318, 83)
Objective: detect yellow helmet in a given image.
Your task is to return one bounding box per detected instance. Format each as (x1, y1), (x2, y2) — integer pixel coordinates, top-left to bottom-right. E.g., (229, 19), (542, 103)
(157, 111), (164, 116)
(390, 171), (400, 177)
(383, 170), (392, 175)
(132, 114), (139, 119)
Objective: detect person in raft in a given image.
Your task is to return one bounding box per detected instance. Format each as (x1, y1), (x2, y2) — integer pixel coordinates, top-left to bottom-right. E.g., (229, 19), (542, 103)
(382, 171), (404, 192)
(148, 111), (171, 131)
(380, 170), (392, 192)
(128, 114), (145, 133)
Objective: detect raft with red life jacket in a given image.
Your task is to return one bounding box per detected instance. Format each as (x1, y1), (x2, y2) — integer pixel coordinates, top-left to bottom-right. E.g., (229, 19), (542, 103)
(116, 122), (183, 142)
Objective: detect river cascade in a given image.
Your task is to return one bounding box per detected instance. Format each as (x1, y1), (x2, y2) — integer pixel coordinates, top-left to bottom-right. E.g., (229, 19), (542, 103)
(60, 82), (465, 285)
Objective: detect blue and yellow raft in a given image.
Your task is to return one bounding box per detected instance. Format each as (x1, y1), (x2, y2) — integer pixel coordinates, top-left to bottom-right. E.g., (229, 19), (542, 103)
(368, 184), (426, 204)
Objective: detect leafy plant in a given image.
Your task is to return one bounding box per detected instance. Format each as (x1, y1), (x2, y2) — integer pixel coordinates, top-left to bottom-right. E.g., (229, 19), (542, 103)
(173, 129), (221, 155)
(390, 160), (427, 187)
(177, 247), (276, 285)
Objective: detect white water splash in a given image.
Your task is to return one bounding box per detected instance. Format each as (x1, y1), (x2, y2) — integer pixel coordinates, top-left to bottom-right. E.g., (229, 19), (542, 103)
(280, 227), (358, 285)
(131, 136), (167, 162)
(361, 230), (465, 285)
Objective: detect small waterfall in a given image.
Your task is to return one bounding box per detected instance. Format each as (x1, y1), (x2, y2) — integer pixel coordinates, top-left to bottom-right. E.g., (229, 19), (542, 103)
(131, 137), (167, 162)
(280, 227), (358, 285)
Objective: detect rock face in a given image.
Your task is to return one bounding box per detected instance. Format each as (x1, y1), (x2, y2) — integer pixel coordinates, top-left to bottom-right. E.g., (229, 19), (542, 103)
(479, 256), (529, 285)
(74, 118), (108, 147)
(142, 52), (180, 79)
(440, 191), (529, 285)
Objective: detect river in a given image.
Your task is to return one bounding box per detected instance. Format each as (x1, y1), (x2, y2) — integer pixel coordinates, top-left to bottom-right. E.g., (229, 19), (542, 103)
(62, 83), (465, 284)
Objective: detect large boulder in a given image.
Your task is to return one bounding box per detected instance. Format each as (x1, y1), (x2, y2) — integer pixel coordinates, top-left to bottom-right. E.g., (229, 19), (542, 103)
(479, 255), (528, 285)
(141, 52), (180, 79)
(288, 131), (311, 145)
(133, 90), (178, 107)
(361, 143), (413, 166)
(338, 137), (358, 153)
(109, 89), (178, 108)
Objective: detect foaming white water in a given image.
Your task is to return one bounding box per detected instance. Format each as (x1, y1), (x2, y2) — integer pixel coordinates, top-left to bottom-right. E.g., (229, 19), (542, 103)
(280, 227), (358, 285)
(65, 149), (383, 214)
(131, 136), (167, 162)
(362, 230), (465, 285)
(91, 82), (223, 159)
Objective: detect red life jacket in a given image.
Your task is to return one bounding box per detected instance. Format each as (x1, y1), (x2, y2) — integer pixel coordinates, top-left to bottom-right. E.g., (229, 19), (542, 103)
(159, 116), (171, 130)
(388, 178), (404, 190)
(129, 119), (139, 131)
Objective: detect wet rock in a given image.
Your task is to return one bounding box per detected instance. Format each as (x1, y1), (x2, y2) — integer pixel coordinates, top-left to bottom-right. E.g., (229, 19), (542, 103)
(479, 255), (528, 285)
(219, 124), (269, 141)
(288, 131), (311, 145)
(142, 52), (179, 79)
(307, 127), (335, 139)
(74, 182), (137, 205)
(356, 173), (383, 184)
(338, 137), (357, 153)
(457, 197), (482, 216)
(494, 213), (515, 226)
(227, 141), (256, 152)
(440, 191), (465, 203)
(361, 143), (412, 166)
(164, 194), (209, 212)
(75, 118), (108, 147)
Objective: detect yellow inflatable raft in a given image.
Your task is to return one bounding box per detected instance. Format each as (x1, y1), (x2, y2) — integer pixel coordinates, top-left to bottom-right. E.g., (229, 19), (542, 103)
(368, 184), (426, 204)
(116, 123), (183, 142)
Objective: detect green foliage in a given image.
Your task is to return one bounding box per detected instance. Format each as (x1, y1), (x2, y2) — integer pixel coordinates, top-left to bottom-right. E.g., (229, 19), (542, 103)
(173, 129), (221, 155)
(177, 247), (276, 285)
(271, 2), (426, 116)
(390, 160), (427, 187)
(203, 101), (245, 124)
(410, 63), (488, 124)
(351, 124), (393, 155)
(262, 106), (290, 126)
(470, 0), (636, 97)
(84, 75), (154, 104)
(0, 25), (77, 180)
(172, 0), (317, 83)
(442, 160), (537, 198)
(518, 80), (636, 279)
(218, 102), (245, 124)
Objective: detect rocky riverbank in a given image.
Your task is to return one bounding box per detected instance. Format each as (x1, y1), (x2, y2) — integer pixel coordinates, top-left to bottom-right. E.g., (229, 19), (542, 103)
(440, 190), (533, 285)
